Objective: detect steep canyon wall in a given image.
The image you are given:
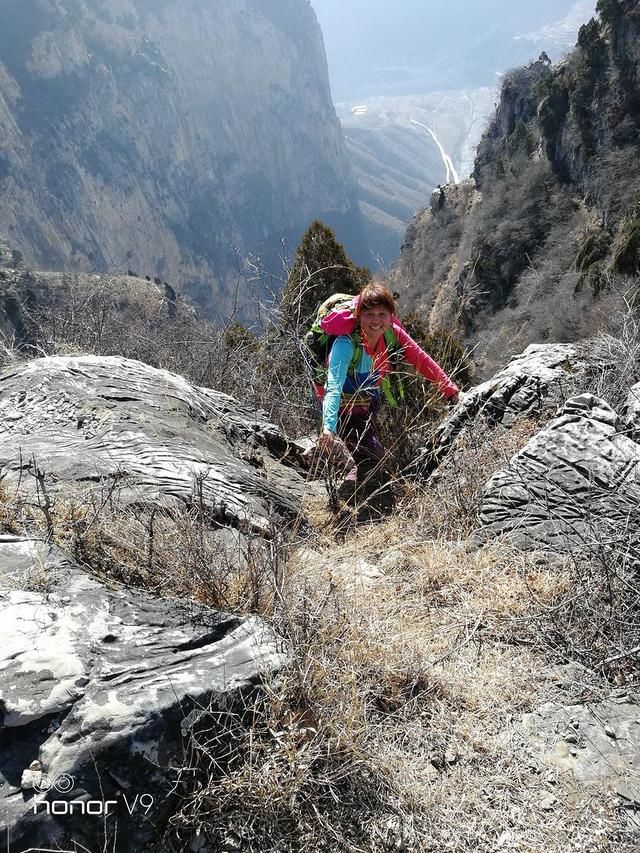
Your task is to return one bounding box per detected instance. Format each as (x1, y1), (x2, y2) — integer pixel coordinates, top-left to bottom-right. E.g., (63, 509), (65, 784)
(0, 0), (361, 316)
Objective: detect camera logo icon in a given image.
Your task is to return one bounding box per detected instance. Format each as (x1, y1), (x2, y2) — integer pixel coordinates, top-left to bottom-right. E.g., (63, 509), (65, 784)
(34, 773), (76, 794)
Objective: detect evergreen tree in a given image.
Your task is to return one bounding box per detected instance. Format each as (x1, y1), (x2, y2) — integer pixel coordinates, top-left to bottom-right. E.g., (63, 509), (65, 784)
(281, 220), (370, 329)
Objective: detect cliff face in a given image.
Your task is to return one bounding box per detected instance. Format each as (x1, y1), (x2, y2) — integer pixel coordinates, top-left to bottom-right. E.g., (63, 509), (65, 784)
(394, 0), (640, 376)
(0, 0), (359, 316)
(474, 1), (640, 192)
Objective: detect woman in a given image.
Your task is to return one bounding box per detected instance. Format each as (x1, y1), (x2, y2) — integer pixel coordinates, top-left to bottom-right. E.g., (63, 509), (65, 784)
(318, 282), (459, 482)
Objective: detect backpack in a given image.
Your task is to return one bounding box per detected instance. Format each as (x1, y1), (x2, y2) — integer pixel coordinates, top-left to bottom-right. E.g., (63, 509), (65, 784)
(302, 293), (406, 406)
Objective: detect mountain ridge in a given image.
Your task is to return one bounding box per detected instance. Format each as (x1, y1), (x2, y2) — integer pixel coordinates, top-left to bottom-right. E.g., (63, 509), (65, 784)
(393, 0), (640, 376)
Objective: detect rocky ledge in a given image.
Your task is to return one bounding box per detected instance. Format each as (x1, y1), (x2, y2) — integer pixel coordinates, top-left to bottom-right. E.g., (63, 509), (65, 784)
(0, 536), (287, 852)
(477, 392), (640, 557)
(0, 354), (306, 538)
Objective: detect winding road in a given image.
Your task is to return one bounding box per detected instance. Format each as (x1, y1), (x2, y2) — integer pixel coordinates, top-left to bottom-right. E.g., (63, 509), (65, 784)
(409, 118), (460, 184)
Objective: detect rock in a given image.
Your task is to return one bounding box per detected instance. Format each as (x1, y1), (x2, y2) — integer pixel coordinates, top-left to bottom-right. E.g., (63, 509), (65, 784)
(220, 834), (243, 853)
(420, 343), (584, 473)
(291, 435), (317, 456)
(430, 185), (446, 213)
(326, 556), (383, 595)
(424, 761), (439, 782)
(475, 393), (640, 555)
(0, 355), (305, 538)
(348, 557), (384, 592)
(521, 695), (640, 808)
(20, 768), (44, 791)
(494, 829), (515, 848)
(378, 548), (422, 574)
(444, 749), (459, 766)
(379, 549), (405, 571)
(538, 792), (558, 810)
(0, 241), (13, 267)
(0, 535), (287, 852)
(542, 662), (597, 692)
(624, 382), (640, 436)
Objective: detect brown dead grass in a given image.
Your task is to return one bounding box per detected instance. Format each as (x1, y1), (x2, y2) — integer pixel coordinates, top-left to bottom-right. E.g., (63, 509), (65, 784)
(168, 473), (628, 852)
(279, 506), (621, 848)
(1, 411), (635, 852)
(0, 472), (279, 616)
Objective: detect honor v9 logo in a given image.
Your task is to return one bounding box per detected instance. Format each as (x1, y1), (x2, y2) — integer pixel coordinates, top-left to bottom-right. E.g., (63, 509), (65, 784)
(31, 774), (155, 817)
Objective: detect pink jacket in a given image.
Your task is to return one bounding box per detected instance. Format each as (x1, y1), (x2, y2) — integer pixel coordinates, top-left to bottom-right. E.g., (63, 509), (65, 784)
(392, 322), (459, 398)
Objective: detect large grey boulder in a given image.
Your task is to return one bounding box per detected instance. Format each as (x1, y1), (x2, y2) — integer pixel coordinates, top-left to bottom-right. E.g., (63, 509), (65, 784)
(422, 343), (583, 472)
(0, 535), (287, 852)
(0, 355), (305, 536)
(476, 394), (640, 554)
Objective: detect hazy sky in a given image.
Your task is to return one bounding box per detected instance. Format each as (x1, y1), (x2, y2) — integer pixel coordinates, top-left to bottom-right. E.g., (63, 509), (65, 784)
(311, 0), (596, 99)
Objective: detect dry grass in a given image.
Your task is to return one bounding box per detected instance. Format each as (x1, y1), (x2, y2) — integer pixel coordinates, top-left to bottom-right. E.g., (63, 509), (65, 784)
(165, 407), (635, 849)
(162, 494), (629, 852)
(2, 394), (637, 852)
(2, 285), (639, 852)
(580, 287), (640, 412)
(395, 417), (541, 538)
(0, 471), (281, 616)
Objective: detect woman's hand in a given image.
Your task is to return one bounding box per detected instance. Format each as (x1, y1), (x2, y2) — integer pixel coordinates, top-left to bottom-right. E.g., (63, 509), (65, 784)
(318, 428), (337, 454)
(318, 430), (355, 472)
(447, 390), (466, 406)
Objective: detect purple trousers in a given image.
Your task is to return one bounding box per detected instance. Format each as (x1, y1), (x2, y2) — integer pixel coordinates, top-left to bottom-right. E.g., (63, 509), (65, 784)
(337, 409), (384, 466)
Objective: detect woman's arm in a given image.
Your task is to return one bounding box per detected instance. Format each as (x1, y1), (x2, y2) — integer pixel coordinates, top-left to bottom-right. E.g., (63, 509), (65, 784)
(322, 335), (355, 433)
(393, 323), (459, 399)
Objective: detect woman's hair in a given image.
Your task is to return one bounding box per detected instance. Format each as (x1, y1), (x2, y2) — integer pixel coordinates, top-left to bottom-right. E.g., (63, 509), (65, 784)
(357, 281), (396, 316)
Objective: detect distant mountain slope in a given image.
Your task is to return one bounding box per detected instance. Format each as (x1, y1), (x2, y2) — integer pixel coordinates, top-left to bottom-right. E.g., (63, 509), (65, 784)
(338, 89), (496, 265)
(0, 0), (362, 319)
(393, 0), (640, 376)
(315, 1), (595, 269)
(341, 110), (443, 265)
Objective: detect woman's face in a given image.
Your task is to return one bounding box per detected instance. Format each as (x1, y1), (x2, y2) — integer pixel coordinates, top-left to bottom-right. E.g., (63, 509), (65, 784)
(359, 305), (392, 343)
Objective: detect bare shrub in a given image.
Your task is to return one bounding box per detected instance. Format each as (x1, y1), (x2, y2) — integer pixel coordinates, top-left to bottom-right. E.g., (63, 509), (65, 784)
(0, 467), (284, 617)
(579, 283), (640, 411)
(2, 392), (637, 852)
(535, 534), (640, 685)
(394, 416), (541, 539)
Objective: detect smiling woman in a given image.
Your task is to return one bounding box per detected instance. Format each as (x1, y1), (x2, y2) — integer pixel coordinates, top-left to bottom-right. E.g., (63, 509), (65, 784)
(318, 281), (459, 492)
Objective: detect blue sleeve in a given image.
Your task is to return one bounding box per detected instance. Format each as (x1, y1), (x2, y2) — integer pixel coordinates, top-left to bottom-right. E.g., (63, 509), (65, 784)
(322, 336), (354, 433)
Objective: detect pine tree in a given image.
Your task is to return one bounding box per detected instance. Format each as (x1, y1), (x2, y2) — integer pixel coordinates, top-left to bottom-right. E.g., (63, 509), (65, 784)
(281, 220), (370, 329)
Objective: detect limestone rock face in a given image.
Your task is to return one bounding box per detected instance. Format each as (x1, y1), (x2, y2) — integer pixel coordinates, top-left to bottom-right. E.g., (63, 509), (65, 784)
(473, 59), (552, 188)
(0, 0), (359, 315)
(422, 342), (583, 472)
(0, 535), (287, 852)
(0, 354), (305, 535)
(392, 180), (478, 334)
(476, 393), (640, 554)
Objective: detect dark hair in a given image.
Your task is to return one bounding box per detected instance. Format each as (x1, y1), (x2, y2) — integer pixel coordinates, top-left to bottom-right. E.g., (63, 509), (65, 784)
(357, 282), (396, 316)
